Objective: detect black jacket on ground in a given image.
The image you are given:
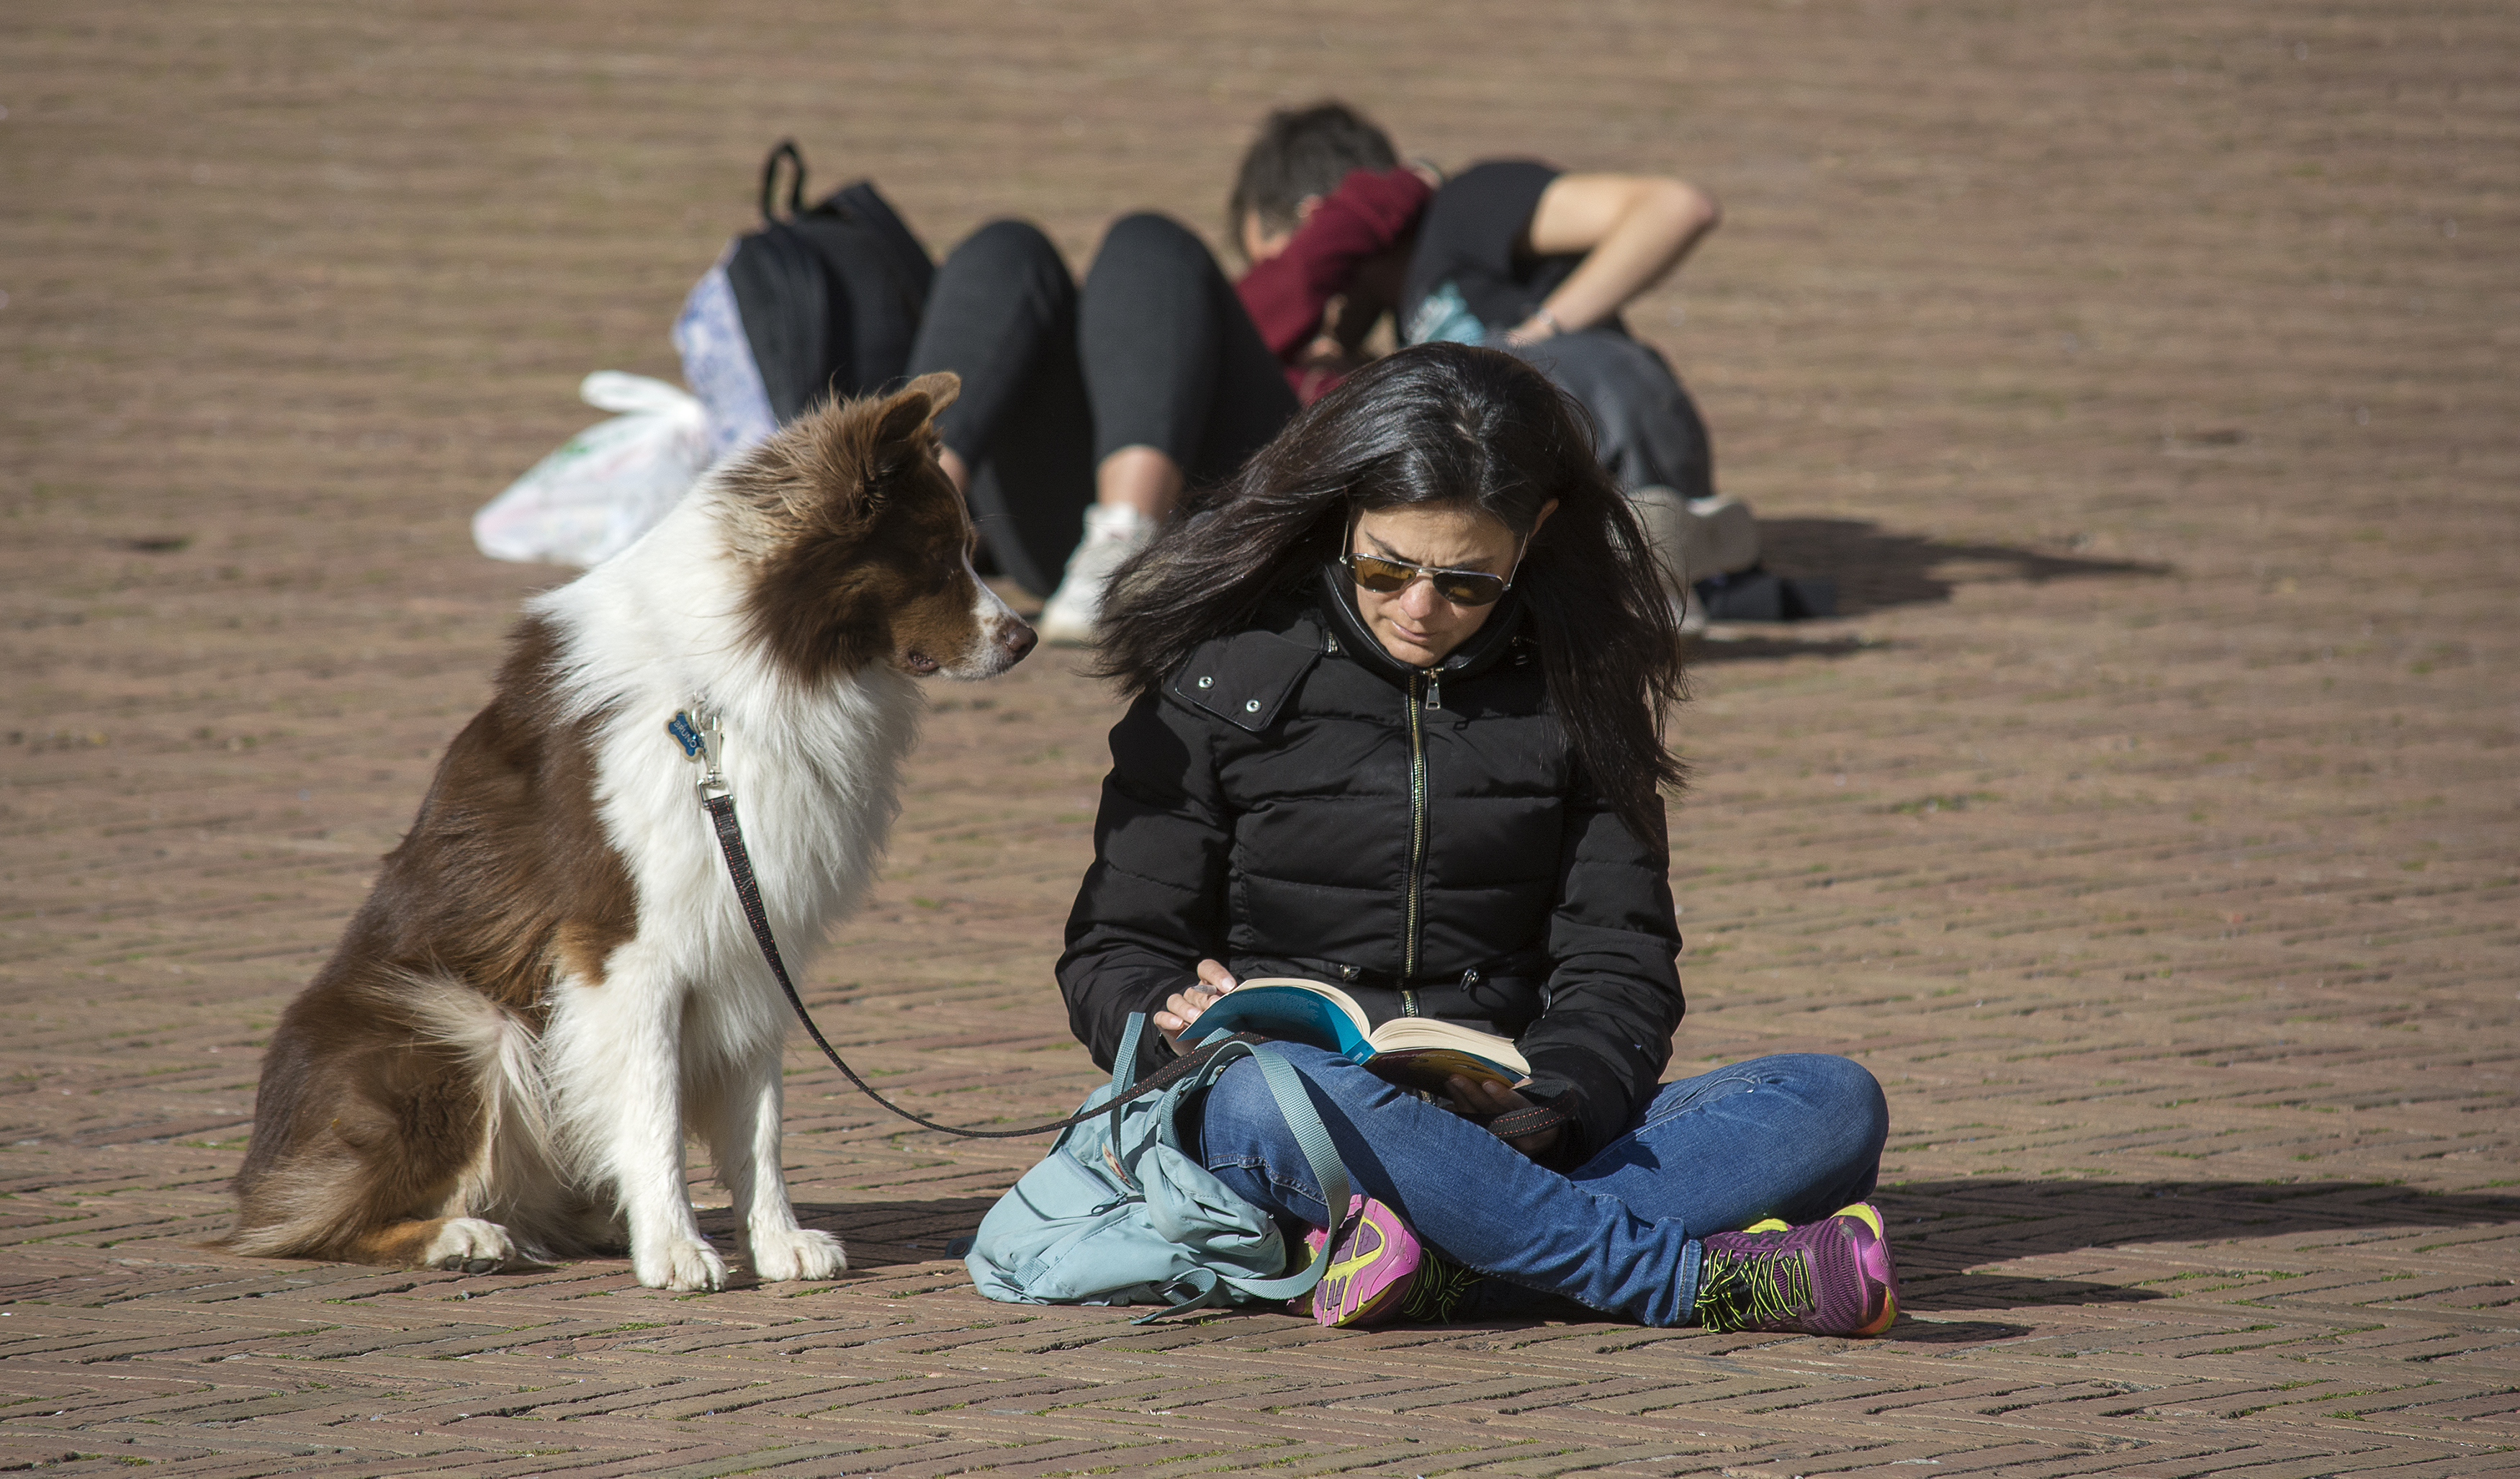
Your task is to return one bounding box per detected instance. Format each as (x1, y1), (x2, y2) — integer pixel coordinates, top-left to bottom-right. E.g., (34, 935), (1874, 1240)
(1056, 568), (1684, 1161)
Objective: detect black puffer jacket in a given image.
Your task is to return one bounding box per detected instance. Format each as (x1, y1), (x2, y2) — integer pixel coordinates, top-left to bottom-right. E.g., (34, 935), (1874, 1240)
(1057, 570), (1684, 1160)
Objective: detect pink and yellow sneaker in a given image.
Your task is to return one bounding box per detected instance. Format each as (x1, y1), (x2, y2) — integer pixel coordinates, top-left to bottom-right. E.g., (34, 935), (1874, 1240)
(1304, 1196), (1425, 1329)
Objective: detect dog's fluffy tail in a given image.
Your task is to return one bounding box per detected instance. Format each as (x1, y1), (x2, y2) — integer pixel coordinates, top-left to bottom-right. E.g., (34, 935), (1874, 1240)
(213, 972), (557, 1262)
(400, 971), (557, 1218)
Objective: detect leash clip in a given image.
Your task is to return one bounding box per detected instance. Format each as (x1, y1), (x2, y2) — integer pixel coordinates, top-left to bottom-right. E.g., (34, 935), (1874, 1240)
(667, 703), (730, 805)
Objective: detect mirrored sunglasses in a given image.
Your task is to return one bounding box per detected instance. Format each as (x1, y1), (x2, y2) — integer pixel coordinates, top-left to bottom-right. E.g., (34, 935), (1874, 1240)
(1341, 552), (1513, 607)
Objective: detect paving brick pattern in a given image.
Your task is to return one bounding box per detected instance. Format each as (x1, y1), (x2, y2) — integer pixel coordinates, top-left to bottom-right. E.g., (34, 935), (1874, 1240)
(4, 0), (2514, 1473)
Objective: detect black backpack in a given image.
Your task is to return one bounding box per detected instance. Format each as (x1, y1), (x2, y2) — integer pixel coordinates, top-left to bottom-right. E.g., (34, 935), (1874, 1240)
(724, 141), (935, 422)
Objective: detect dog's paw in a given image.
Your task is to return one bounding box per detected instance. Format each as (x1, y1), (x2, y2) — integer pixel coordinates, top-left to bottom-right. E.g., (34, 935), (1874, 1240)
(420, 1217), (518, 1275)
(750, 1226), (847, 1282)
(633, 1236), (728, 1292)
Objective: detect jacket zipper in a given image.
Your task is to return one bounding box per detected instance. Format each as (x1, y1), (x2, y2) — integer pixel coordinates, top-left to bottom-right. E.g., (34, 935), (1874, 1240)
(1402, 670), (1429, 1013)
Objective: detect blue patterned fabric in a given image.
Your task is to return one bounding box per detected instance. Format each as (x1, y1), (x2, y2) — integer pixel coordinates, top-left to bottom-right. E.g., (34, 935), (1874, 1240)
(670, 253), (778, 465)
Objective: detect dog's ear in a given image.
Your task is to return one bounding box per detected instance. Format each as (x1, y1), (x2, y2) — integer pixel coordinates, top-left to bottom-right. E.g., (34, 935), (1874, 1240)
(900, 370), (960, 417)
(861, 372), (960, 503)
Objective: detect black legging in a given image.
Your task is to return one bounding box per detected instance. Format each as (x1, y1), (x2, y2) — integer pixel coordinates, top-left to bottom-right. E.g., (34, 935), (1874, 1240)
(905, 214), (1298, 595)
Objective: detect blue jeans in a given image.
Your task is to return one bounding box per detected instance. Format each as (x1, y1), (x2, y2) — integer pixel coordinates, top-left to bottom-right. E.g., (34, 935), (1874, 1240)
(1194, 1048), (1889, 1327)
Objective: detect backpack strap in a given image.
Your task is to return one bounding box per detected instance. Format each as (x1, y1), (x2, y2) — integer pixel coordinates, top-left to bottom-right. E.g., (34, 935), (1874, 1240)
(1232, 1047), (1353, 1298)
(759, 140), (806, 222)
(1131, 1043), (1351, 1323)
(1108, 1012), (1148, 1097)
(1047, 1011), (1158, 1159)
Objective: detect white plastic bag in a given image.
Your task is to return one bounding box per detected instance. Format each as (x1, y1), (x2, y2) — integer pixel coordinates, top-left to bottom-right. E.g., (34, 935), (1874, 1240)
(472, 372), (710, 567)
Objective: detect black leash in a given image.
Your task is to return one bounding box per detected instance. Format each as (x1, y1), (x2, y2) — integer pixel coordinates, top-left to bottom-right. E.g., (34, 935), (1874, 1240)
(672, 706), (1564, 1148)
(698, 783), (1235, 1138)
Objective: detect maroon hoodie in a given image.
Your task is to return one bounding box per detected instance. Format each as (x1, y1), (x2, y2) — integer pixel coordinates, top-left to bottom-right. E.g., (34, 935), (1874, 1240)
(1234, 166), (1434, 403)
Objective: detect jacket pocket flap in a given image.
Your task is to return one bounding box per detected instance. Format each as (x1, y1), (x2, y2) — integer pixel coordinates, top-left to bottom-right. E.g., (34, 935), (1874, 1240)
(1171, 632), (1321, 733)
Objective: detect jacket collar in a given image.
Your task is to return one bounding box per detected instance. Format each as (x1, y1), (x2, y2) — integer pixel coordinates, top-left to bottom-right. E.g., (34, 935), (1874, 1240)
(1314, 562), (1529, 688)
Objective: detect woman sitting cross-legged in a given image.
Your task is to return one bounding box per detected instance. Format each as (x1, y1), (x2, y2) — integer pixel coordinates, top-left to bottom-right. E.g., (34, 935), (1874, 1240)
(1056, 341), (1899, 1332)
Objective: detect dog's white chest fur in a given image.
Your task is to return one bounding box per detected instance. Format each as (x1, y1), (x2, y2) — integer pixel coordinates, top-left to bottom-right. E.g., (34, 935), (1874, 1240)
(547, 495), (922, 989)
(528, 499), (923, 1289)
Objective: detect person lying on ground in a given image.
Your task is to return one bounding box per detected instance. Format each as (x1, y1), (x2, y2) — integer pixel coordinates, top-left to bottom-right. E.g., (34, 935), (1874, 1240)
(901, 100), (1752, 645)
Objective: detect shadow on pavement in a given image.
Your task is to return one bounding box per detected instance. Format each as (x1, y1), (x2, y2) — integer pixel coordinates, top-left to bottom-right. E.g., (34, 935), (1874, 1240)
(1877, 1177), (2519, 1258)
(1876, 1314), (2037, 1341)
(1896, 1270), (2167, 1318)
(1713, 515), (2175, 626)
(784, 1197), (1002, 1268)
(779, 1181), (2516, 1326)
(1688, 631), (1884, 665)
(1874, 1178), (2519, 1318)
(1762, 517), (2174, 616)
(1678, 518), (2173, 662)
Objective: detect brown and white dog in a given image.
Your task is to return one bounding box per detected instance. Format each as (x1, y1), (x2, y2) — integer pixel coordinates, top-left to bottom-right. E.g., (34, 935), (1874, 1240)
(221, 374), (1033, 1290)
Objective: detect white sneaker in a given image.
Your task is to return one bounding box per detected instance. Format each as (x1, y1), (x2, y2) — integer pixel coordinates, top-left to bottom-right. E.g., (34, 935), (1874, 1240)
(1683, 493), (1761, 581)
(1624, 485), (1760, 610)
(1036, 503), (1153, 647)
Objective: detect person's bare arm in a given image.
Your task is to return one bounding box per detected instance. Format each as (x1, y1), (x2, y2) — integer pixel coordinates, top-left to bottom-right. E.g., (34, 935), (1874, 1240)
(1505, 174), (1719, 343)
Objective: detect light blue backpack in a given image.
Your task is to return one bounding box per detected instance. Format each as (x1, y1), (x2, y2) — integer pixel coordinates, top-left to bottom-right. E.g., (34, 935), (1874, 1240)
(963, 1015), (1350, 1322)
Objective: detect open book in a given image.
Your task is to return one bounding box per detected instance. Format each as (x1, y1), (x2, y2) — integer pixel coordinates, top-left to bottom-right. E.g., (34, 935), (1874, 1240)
(1185, 977), (1529, 1094)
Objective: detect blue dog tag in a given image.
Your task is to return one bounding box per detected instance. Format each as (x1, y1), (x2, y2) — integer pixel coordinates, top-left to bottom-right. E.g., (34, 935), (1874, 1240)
(666, 711), (705, 758)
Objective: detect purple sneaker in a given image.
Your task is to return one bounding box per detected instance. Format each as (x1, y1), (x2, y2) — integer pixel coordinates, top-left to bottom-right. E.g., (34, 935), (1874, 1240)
(1693, 1202), (1900, 1336)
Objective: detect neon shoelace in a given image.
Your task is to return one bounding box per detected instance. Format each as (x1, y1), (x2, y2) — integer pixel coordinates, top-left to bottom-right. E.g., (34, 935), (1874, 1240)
(1395, 1251), (1483, 1323)
(1694, 1245), (1815, 1333)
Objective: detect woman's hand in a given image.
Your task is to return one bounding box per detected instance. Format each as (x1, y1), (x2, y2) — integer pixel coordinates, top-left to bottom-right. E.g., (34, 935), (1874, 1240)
(1445, 1076), (1565, 1160)
(1153, 960), (1239, 1051)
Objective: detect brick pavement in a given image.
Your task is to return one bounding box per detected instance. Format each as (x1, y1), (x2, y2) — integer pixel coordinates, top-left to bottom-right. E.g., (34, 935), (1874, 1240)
(3, 0), (2514, 1473)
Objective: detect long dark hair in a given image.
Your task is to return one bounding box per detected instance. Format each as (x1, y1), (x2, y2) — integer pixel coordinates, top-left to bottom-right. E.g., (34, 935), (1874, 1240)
(1095, 343), (1686, 835)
